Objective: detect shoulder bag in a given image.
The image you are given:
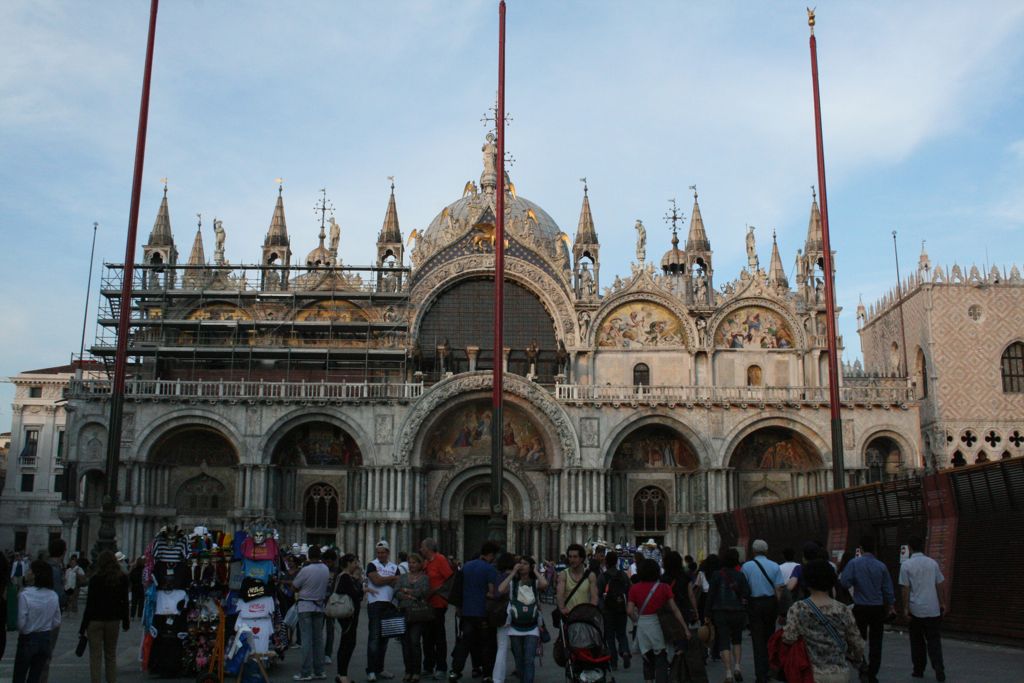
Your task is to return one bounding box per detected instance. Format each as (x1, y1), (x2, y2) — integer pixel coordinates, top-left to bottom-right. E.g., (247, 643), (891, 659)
(326, 573), (355, 619)
(551, 568), (591, 628)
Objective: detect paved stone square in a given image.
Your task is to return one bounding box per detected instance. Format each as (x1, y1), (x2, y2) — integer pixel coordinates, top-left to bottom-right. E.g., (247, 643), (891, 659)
(2, 609), (1019, 682)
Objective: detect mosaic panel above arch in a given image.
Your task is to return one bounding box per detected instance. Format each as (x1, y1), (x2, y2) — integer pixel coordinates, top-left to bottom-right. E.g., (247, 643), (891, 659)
(714, 306), (795, 349)
(611, 425), (699, 471)
(596, 301), (686, 349)
(729, 427), (820, 471)
(424, 399), (549, 468)
(295, 300), (367, 322)
(151, 427), (238, 466)
(185, 303), (252, 321)
(272, 421), (363, 467)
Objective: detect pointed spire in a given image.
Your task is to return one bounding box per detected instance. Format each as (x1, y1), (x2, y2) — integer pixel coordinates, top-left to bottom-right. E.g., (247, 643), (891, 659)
(806, 188), (823, 253)
(147, 181), (174, 246)
(379, 178), (402, 243)
(574, 180), (598, 244)
(187, 218), (206, 266)
(685, 188), (710, 252)
(265, 182), (289, 247)
(768, 230), (788, 288)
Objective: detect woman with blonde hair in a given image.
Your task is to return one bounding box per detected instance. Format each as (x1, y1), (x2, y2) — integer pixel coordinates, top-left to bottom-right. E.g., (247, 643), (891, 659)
(80, 550), (130, 683)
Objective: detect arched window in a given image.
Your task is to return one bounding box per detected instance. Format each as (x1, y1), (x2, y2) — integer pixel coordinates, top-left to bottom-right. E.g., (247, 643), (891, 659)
(746, 365), (762, 386)
(304, 483), (339, 530)
(633, 363), (650, 387)
(1001, 342), (1024, 393)
(176, 475), (227, 514)
(632, 486), (667, 532)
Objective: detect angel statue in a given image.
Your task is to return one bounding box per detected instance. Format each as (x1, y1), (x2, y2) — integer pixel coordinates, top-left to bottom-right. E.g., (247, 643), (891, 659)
(635, 219), (646, 262)
(213, 219), (226, 264)
(329, 217), (341, 254)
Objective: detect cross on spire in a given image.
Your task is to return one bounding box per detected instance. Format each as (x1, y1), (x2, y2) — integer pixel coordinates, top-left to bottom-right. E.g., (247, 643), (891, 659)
(160, 177), (168, 196)
(481, 96), (513, 135)
(664, 198), (685, 235)
(276, 177), (284, 195)
(315, 188), (335, 231)
(580, 177), (588, 196)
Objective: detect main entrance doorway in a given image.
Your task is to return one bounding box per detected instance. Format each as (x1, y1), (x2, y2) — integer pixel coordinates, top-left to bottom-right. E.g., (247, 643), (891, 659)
(456, 482), (514, 560)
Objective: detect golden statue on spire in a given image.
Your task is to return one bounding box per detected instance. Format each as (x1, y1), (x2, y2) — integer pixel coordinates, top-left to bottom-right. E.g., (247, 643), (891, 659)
(807, 7), (816, 33)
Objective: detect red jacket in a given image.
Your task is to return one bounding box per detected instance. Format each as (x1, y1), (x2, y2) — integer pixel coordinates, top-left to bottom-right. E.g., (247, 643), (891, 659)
(768, 630), (814, 683)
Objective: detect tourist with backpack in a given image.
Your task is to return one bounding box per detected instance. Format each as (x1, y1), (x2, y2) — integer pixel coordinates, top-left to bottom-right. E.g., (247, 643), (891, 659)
(596, 550), (632, 670)
(495, 557), (547, 683)
(707, 548), (750, 683)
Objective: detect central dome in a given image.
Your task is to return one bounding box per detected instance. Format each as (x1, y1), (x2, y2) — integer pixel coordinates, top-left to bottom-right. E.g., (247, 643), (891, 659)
(421, 191), (563, 244)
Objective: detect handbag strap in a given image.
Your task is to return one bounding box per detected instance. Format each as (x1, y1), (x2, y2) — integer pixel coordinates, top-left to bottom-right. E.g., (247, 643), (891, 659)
(638, 580), (659, 615)
(751, 557), (774, 587)
(803, 598), (845, 652)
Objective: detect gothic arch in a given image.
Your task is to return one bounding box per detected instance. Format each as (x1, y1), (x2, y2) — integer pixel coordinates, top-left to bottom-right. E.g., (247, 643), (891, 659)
(258, 409), (375, 466)
(395, 371), (579, 466)
(859, 427), (918, 471)
(720, 415), (829, 470)
(602, 413), (712, 470)
(588, 290), (696, 351)
(707, 297), (806, 351)
(135, 410), (244, 465)
(409, 256), (577, 345)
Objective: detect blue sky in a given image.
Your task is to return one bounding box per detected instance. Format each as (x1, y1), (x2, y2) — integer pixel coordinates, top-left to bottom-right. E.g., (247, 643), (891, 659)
(2, 1), (1024, 426)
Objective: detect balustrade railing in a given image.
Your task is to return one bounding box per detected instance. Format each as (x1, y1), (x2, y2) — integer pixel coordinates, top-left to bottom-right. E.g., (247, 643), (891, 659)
(554, 384), (912, 404)
(68, 378), (424, 402)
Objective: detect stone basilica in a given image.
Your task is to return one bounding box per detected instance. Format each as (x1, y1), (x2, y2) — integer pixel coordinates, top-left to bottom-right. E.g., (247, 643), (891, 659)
(59, 136), (919, 561)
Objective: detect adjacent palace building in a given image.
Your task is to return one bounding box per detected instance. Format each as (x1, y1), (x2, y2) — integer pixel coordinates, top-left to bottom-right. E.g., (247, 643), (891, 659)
(8, 138), (947, 559)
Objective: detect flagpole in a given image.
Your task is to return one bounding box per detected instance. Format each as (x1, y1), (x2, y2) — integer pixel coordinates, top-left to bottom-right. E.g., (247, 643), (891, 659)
(808, 10), (846, 490)
(97, 0), (160, 554)
(489, 0), (508, 547)
(77, 222), (99, 377)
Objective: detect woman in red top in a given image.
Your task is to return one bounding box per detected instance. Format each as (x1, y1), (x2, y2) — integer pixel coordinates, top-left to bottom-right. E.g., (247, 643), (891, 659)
(627, 559), (688, 683)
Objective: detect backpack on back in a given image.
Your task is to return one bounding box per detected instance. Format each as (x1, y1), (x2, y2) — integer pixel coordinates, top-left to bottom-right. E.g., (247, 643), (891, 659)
(603, 569), (629, 614)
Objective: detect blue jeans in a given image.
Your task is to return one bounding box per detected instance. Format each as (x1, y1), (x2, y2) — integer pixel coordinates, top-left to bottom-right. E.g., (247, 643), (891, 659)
(298, 611), (326, 677)
(366, 602), (392, 675)
(509, 635), (538, 683)
(13, 631), (52, 683)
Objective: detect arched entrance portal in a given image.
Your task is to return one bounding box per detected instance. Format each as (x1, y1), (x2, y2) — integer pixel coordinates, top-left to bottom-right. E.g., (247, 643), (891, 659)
(607, 422), (701, 550)
(864, 436), (902, 483)
(269, 420), (363, 545)
(149, 426), (239, 532)
(729, 426), (824, 506)
(442, 472), (525, 561)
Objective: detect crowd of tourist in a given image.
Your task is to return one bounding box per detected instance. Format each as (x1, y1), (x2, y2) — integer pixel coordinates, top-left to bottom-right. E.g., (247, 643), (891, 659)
(1, 532), (948, 683)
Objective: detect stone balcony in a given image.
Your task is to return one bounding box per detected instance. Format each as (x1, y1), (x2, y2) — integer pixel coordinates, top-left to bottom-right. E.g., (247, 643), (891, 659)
(67, 378), (425, 404)
(67, 377), (912, 408)
(553, 383), (913, 408)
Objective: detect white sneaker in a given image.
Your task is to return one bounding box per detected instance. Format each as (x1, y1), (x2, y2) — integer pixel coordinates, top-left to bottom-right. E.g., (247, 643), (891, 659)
(325, 656), (333, 664)
(294, 676), (313, 682)
(368, 674), (378, 683)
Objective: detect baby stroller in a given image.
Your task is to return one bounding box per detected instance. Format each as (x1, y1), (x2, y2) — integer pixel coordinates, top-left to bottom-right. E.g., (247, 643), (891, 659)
(560, 604), (614, 683)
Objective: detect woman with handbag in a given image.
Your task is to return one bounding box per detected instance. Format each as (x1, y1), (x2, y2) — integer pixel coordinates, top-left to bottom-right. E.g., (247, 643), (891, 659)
(782, 560), (864, 683)
(495, 557), (547, 683)
(627, 559), (688, 683)
(396, 553), (431, 683)
(333, 554), (364, 683)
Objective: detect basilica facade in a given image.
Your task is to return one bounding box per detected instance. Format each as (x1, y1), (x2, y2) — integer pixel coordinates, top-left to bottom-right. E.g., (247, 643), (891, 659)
(59, 137), (919, 561)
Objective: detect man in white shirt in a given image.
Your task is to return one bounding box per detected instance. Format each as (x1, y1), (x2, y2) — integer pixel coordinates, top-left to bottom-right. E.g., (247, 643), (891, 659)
(778, 548), (799, 583)
(365, 540), (400, 682)
(898, 537), (945, 682)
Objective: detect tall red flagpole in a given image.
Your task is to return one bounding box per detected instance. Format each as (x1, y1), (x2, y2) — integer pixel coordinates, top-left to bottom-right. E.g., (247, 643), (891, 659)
(808, 9), (846, 490)
(488, 0), (508, 545)
(98, 0), (160, 553)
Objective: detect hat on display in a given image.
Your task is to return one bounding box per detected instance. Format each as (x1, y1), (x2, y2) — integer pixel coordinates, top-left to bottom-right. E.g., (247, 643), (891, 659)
(115, 551), (126, 562)
(644, 538), (657, 547)
(240, 576), (267, 601)
(376, 540), (390, 551)
(615, 544), (623, 551)
(300, 544), (309, 555)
